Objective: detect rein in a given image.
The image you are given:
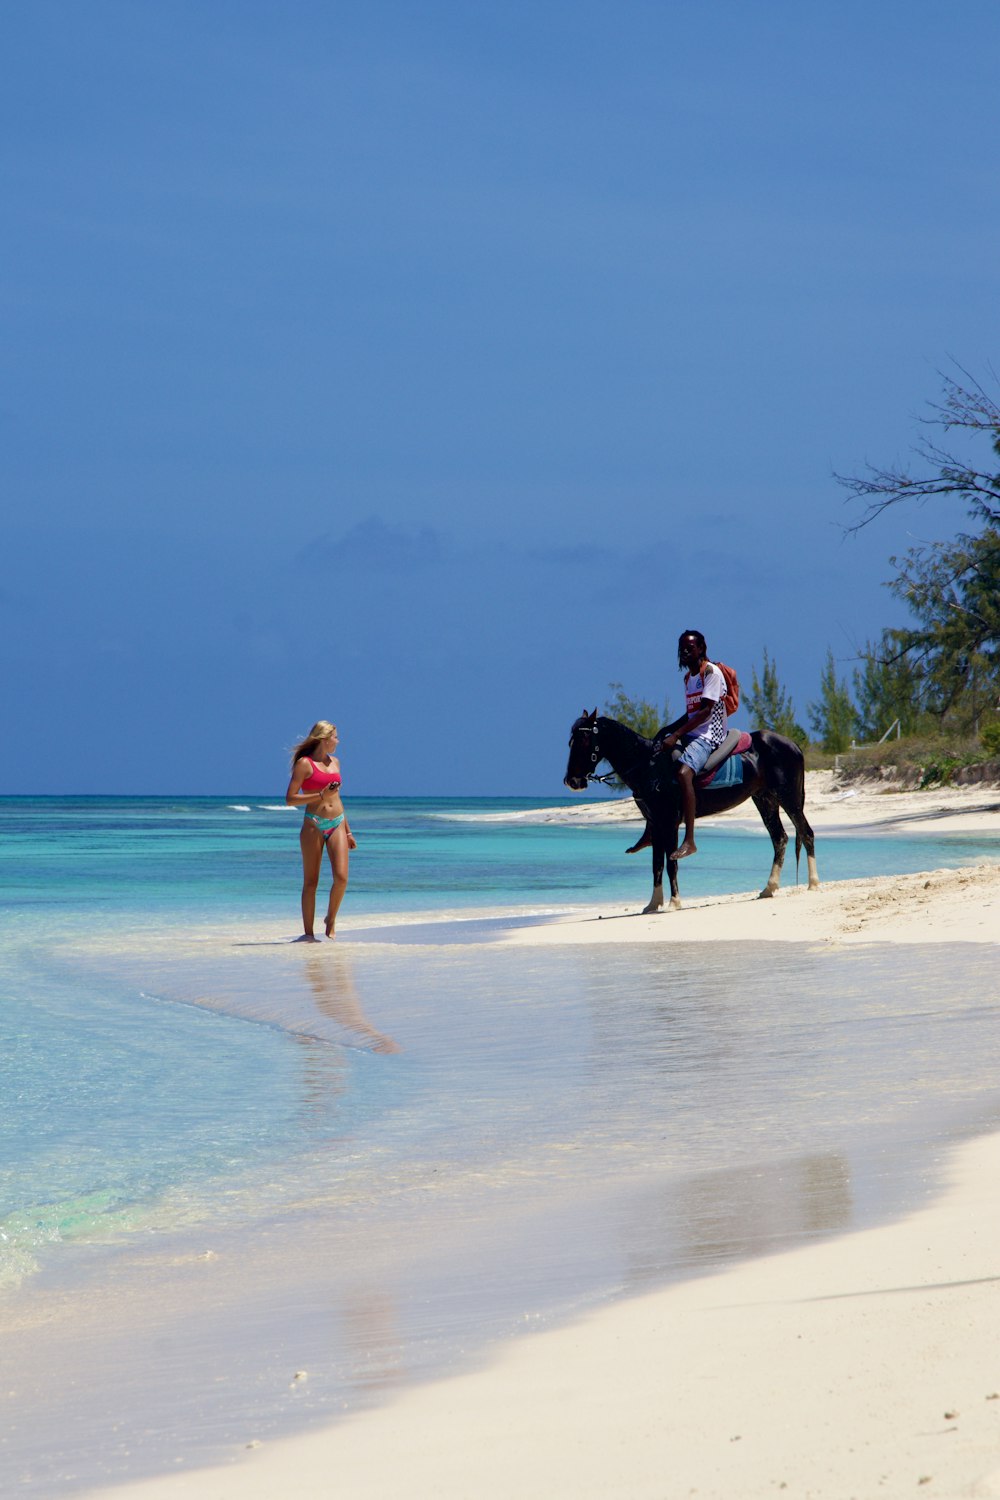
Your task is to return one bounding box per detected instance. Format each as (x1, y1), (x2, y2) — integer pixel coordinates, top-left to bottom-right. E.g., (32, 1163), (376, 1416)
(574, 722), (650, 788)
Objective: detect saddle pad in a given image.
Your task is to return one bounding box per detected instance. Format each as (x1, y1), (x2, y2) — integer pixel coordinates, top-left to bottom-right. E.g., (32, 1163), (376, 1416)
(697, 750), (745, 790)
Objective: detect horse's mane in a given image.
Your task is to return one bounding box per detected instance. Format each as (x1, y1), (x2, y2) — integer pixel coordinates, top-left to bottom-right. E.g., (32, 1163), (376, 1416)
(596, 716), (655, 750)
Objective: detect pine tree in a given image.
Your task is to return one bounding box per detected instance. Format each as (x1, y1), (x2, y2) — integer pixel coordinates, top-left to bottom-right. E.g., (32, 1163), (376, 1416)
(807, 650), (856, 752)
(745, 649), (808, 746)
(852, 634), (927, 742)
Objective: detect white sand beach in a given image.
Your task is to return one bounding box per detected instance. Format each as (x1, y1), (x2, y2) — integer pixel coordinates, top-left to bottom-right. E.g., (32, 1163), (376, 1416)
(86, 1131), (1000, 1500)
(499, 860), (1000, 949)
(77, 778), (1000, 1500)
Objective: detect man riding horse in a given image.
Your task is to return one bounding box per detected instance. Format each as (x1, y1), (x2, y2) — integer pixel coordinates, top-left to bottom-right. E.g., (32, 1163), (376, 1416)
(628, 630), (729, 860)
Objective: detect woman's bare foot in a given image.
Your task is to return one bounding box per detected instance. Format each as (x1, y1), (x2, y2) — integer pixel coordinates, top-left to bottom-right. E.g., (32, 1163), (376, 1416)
(324, 918), (337, 939)
(295, 933), (323, 942)
(674, 839), (697, 860)
(370, 1033), (401, 1054)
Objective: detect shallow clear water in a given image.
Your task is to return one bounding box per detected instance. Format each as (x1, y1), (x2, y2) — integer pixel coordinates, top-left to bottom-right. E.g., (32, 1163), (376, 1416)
(1, 795), (998, 1493)
(2, 792), (997, 1283)
(2, 793), (994, 922)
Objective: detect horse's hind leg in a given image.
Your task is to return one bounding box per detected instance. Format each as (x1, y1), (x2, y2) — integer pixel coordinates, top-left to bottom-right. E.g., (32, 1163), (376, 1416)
(788, 808), (820, 889)
(753, 791), (788, 898)
(771, 744), (820, 890)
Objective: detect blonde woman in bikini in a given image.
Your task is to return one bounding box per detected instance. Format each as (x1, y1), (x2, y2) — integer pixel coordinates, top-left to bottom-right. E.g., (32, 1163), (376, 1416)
(285, 720), (357, 940)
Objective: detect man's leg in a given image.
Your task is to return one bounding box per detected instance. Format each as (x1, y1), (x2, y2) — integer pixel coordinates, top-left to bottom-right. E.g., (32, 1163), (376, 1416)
(626, 747), (673, 853)
(674, 764), (697, 859)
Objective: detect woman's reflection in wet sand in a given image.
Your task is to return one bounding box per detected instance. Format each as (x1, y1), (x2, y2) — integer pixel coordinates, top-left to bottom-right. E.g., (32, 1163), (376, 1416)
(295, 953), (406, 1388)
(304, 948), (401, 1054)
(294, 949), (399, 1124)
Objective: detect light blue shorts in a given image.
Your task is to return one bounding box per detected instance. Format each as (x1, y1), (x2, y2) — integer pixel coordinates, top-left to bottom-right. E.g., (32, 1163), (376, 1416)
(676, 735), (714, 773)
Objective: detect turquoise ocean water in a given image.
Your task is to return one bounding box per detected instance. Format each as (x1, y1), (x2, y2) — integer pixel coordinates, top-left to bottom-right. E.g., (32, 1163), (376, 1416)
(2, 794), (999, 1493)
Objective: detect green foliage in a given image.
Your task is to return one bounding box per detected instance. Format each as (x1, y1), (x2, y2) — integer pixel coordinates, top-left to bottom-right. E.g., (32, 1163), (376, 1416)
(886, 524), (1000, 735)
(840, 732), (980, 772)
(839, 370), (1000, 740)
(980, 716), (1000, 759)
(852, 634), (929, 742)
(807, 649), (856, 752)
(603, 682), (668, 740)
(602, 683), (669, 790)
(745, 649), (808, 747)
(918, 752), (983, 789)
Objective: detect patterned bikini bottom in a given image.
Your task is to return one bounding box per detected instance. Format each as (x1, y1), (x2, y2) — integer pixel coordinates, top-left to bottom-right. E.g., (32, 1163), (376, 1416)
(304, 811), (345, 841)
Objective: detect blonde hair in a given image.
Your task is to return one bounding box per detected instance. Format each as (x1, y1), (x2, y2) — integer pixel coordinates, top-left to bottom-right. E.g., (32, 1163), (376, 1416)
(290, 721), (336, 768)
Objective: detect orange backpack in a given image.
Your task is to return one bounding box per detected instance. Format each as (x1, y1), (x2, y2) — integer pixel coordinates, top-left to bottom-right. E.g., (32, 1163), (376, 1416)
(685, 660), (740, 716)
(716, 661), (740, 716)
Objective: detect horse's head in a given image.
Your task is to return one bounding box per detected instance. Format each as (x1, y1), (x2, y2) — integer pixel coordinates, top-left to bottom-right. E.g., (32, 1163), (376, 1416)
(564, 708), (601, 791)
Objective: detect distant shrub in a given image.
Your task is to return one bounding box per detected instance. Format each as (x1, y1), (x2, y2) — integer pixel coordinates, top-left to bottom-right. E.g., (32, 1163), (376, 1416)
(980, 717), (1000, 758)
(919, 752), (982, 788)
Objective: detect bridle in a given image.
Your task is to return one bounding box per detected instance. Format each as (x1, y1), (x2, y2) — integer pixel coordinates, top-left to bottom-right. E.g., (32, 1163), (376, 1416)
(568, 721), (604, 784)
(570, 719), (646, 786)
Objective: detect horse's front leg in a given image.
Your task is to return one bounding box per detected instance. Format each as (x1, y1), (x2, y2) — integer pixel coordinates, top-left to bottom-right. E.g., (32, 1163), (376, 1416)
(642, 842), (664, 913)
(665, 848), (681, 909)
(665, 815), (682, 909)
(643, 822), (681, 912)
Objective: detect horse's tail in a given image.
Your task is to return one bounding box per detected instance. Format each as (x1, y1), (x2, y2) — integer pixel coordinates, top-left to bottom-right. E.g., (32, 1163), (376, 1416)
(792, 740), (806, 884)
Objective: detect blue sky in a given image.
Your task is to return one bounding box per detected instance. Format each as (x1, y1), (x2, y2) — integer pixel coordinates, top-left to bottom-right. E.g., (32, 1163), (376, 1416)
(4, 0), (998, 793)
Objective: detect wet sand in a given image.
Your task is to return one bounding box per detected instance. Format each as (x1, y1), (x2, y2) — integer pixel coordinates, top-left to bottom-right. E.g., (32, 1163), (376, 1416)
(86, 1129), (1000, 1500)
(75, 782), (1000, 1500)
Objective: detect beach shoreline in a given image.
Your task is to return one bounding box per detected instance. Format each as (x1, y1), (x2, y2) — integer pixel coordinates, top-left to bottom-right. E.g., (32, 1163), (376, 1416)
(82, 1126), (1000, 1500)
(511, 768), (1000, 837)
(11, 780), (1000, 1500)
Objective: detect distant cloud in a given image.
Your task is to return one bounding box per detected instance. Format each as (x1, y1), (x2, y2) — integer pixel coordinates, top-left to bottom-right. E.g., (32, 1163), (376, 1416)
(527, 543), (617, 568)
(299, 516), (445, 571)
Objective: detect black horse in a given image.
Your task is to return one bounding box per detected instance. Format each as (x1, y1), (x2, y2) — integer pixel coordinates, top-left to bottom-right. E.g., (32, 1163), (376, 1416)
(564, 711), (819, 912)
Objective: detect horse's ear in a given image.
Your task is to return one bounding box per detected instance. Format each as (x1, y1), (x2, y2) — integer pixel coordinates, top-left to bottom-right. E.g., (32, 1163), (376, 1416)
(591, 707), (598, 719)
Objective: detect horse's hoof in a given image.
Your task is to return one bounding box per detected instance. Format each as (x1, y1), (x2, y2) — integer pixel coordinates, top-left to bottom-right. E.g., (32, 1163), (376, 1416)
(668, 898), (682, 911)
(808, 880), (821, 891)
(757, 887), (777, 900)
(641, 902), (663, 915)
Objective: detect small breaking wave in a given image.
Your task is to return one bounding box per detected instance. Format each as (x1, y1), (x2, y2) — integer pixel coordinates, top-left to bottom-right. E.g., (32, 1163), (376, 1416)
(429, 804), (634, 827)
(228, 805), (252, 812)
(0, 1189), (141, 1290)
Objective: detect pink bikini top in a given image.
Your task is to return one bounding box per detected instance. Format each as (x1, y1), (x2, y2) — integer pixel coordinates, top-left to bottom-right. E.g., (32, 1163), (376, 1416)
(301, 757), (342, 792)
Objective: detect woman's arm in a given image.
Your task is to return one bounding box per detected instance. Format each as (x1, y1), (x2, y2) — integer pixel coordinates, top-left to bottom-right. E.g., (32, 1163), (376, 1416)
(339, 779), (357, 848)
(285, 758), (326, 808)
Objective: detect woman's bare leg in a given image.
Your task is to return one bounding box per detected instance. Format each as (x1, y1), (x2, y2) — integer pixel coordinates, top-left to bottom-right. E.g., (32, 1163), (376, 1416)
(299, 821), (325, 939)
(324, 825), (350, 938)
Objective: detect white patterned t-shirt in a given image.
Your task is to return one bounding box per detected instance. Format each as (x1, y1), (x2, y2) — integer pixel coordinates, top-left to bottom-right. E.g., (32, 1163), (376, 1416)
(683, 662), (728, 747)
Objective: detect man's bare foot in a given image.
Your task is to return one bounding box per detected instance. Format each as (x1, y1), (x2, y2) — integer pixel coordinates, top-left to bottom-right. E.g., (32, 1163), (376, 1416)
(626, 835), (652, 854)
(674, 839), (697, 860)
